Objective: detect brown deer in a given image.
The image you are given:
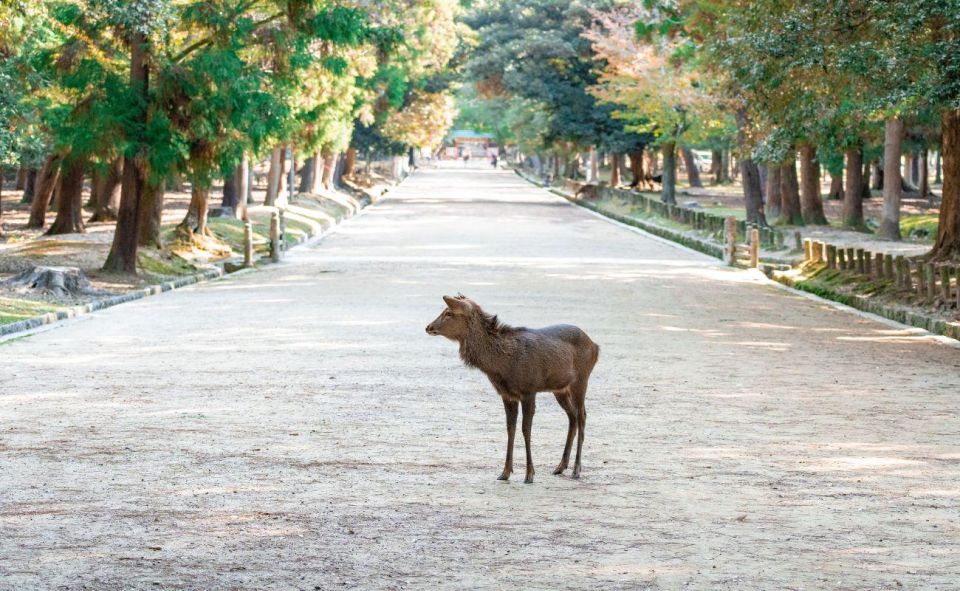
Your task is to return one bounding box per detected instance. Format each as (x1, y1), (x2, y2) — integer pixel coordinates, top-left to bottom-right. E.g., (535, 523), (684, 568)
(425, 295), (599, 483)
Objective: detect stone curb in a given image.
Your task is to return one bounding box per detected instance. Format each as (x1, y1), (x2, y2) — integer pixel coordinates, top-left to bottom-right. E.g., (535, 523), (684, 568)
(0, 178), (400, 340)
(771, 270), (960, 341)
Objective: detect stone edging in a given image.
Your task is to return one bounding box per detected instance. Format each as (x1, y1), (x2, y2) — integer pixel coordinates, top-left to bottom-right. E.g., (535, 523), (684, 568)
(0, 180), (398, 340)
(771, 271), (960, 340)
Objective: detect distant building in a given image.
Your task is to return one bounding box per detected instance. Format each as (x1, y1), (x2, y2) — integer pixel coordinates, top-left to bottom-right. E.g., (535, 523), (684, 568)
(445, 129), (497, 159)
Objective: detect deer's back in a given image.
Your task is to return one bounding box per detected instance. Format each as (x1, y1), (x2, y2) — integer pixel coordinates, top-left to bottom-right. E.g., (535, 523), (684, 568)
(496, 324), (598, 395)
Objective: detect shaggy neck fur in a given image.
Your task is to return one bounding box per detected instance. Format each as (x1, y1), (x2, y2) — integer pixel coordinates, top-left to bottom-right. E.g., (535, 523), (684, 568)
(457, 306), (516, 374)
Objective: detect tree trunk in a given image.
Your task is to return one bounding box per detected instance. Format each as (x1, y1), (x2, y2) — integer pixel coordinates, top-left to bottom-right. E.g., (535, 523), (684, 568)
(137, 180), (164, 248)
(234, 153), (249, 220)
(878, 117), (904, 240)
(265, 146), (283, 206)
(47, 158), (86, 235)
(661, 141), (677, 204)
(15, 166), (26, 190)
(861, 156), (872, 199)
(779, 155), (803, 226)
(799, 144), (827, 224)
(842, 145), (864, 229)
(627, 148), (644, 188)
(827, 173), (843, 200)
(298, 154), (316, 193)
(610, 153), (621, 187)
(321, 150), (336, 190)
(919, 148), (930, 201)
(871, 159), (884, 190)
(930, 109), (960, 259)
(178, 183), (210, 238)
(904, 152), (915, 186)
(89, 158), (122, 222)
(104, 30), (149, 274)
(935, 151), (942, 184)
(28, 154), (62, 228)
(710, 149), (722, 184)
(765, 165), (782, 220)
(681, 148), (703, 188)
(22, 168), (38, 204)
(588, 146), (598, 182)
(741, 158), (766, 226)
(343, 147), (357, 179)
(221, 167), (238, 213)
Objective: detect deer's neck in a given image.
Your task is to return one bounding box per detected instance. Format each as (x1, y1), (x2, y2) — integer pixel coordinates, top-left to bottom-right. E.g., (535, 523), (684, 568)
(459, 329), (511, 375)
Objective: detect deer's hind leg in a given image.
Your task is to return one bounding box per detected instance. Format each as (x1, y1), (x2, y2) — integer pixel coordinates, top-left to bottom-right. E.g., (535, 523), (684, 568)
(499, 398), (519, 481)
(571, 382), (588, 479)
(553, 390), (578, 475)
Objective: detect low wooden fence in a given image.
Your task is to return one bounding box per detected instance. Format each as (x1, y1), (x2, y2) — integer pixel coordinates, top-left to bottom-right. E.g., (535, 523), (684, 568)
(802, 238), (960, 307)
(564, 179), (784, 250)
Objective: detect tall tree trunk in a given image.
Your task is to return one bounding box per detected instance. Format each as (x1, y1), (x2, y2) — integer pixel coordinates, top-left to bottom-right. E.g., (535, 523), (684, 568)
(878, 117), (904, 240)
(799, 144), (828, 224)
(15, 166), (26, 190)
(588, 146), (598, 182)
(627, 148), (644, 188)
(265, 146), (283, 206)
(89, 158), (122, 222)
(779, 155), (803, 226)
(610, 153), (621, 187)
(661, 141), (677, 204)
(827, 173), (843, 200)
(765, 165), (782, 220)
(919, 148), (930, 202)
(47, 158), (86, 235)
(22, 168), (37, 204)
(861, 155), (872, 199)
(710, 149), (722, 184)
(935, 151), (942, 184)
(842, 145), (864, 229)
(904, 152), (915, 186)
(298, 154), (316, 193)
(871, 159), (884, 190)
(28, 154), (62, 228)
(321, 150), (337, 190)
(221, 167), (238, 213)
(105, 30), (149, 274)
(137, 180), (164, 248)
(234, 153), (249, 220)
(930, 109), (960, 259)
(681, 148), (703, 188)
(343, 147), (357, 179)
(178, 183), (210, 238)
(309, 153), (322, 193)
(741, 158), (766, 226)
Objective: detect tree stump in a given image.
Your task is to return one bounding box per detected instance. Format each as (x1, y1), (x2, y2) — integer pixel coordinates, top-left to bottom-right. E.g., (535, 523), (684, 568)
(2, 266), (97, 298)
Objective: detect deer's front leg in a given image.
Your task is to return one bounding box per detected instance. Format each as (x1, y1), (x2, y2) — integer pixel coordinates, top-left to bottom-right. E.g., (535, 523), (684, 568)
(521, 396), (536, 483)
(499, 398), (519, 481)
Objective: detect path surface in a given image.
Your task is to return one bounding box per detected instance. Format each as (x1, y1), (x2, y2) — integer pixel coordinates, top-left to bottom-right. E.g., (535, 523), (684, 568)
(2, 164), (959, 590)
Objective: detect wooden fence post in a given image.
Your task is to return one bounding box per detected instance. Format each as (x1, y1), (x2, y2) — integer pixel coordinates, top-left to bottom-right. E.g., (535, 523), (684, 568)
(803, 239), (813, 262)
(725, 216), (737, 266)
(811, 241), (823, 263)
(896, 256), (907, 288)
(243, 220), (254, 268)
(925, 263), (936, 299)
(940, 265), (951, 301)
(837, 247), (846, 270)
(862, 250), (871, 275)
(794, 231), (802, 251)
(884, 254), (894, 280)
(270, 210), (281, 263)
(826, 244), (837, 269)
(750, 228), (760, 268)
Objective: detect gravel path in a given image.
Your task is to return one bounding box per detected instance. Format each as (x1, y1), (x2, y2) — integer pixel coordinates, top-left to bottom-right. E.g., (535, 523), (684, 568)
(2, 164), (959, 590)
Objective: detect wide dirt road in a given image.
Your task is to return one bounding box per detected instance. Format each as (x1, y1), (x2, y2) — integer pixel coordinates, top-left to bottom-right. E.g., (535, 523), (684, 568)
(2, 165), (959, 590)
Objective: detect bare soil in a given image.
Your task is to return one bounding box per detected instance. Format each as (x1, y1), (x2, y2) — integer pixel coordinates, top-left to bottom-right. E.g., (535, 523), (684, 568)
(1, 163), (958, 590)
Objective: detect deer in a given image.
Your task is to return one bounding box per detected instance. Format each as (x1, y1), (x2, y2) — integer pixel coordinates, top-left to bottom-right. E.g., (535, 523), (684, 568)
(425, 295), (599, 483)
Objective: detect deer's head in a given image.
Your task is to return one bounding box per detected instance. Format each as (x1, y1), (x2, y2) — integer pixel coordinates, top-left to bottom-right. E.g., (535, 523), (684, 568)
(426, 295), (475, 341)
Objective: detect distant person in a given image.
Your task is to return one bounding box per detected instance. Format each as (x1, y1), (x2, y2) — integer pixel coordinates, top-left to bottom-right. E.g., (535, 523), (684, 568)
(491, 154), (498, 168)
(463, 153), (470, 166)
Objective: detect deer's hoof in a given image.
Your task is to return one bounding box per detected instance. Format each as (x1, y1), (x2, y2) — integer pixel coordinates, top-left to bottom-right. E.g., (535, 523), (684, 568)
(571, 468), (581, 479)
(497, 472), (511, 481)
(552, 464), (566, 475)
(524, 474), (534, 484)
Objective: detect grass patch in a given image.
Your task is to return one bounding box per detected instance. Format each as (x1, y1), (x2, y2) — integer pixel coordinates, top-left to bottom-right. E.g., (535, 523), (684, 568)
(900, 214), (938, 242)
(137, 250), (198, 279)
(0, 297), (62, 325)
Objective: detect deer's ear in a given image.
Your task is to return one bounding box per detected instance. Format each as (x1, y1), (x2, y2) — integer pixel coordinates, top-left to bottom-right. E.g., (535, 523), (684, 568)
(443, 295), (470, 311)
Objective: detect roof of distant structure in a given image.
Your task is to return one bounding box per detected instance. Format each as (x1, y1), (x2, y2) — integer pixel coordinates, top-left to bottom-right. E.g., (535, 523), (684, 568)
(448, 129), (495, 140)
